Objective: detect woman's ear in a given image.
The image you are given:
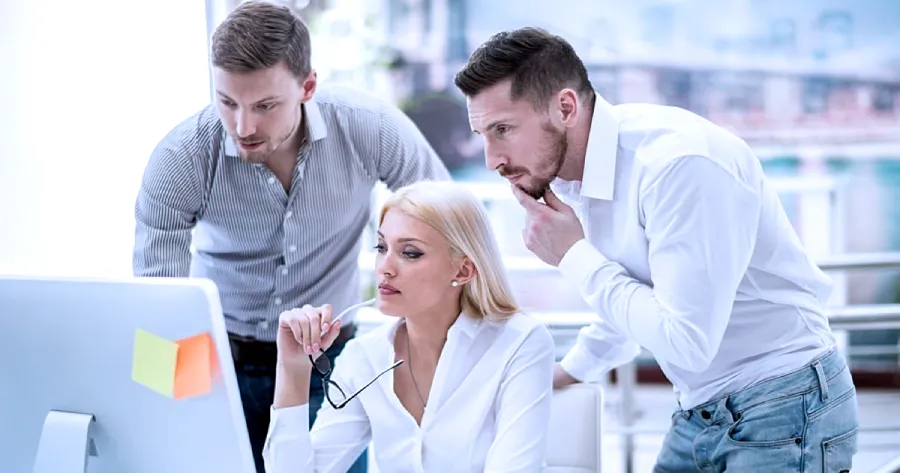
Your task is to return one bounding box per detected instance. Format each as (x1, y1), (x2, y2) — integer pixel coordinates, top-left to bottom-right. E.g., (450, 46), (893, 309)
(454, 256), (477, 286)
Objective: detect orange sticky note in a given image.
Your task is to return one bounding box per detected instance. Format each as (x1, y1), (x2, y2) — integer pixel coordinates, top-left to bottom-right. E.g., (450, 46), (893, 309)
(173, 332), (219, 399)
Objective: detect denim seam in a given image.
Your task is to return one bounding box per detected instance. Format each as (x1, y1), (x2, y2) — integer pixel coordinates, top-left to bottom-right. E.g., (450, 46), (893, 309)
(821, 427), (858, 473)
(801, 394), (810, 472)
(807, 388), (855, 423)
(822, 426), (858, 447)
(732, 387), (816, 417)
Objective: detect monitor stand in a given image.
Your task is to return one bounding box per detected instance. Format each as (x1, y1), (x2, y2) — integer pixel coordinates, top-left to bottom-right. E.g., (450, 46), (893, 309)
(33, 410), (96, 473)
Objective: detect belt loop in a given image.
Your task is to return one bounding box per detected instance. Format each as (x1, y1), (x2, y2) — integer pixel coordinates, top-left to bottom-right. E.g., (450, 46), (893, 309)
(813, 360), (829, 401)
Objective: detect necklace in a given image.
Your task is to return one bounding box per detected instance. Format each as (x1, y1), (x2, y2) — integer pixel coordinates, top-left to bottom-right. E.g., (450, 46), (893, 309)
(405, 323), (428, 408)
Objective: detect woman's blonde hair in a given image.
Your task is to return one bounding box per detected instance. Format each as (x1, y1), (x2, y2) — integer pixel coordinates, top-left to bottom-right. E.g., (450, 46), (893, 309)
(379, 180), (520, 322)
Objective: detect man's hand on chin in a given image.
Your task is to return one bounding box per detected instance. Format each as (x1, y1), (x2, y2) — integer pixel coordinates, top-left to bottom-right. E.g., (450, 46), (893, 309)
(552, 364), (579, 389)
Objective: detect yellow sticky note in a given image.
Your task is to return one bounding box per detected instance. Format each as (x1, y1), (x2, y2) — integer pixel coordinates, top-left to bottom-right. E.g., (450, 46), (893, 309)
(132, 328), (178, 397)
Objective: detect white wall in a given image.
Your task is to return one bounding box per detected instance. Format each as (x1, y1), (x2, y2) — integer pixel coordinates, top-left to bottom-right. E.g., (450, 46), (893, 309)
(0, 0), (212, 277)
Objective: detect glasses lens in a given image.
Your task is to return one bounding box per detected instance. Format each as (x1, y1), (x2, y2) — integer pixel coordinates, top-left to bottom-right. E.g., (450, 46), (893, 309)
(312, 353), (332, 375)
(326, 379), (347, 406)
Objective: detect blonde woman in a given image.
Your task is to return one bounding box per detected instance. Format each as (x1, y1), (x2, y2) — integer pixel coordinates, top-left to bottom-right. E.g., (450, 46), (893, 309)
(263, 181), (555, 473)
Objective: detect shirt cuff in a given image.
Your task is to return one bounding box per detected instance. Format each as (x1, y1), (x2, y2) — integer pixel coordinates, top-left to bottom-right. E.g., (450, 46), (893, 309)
(558, 238), (608, 288)
(559, 341), (609, 384)
(267, 404), (310, 441)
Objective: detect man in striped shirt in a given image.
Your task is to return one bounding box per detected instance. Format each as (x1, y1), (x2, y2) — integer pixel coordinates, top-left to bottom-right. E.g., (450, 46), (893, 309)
(132, 2), (450, 471)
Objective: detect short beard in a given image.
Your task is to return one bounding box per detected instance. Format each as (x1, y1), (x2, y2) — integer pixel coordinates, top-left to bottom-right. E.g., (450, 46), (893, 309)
(238, 102), (304, 164)
(521, 125), (567, 200)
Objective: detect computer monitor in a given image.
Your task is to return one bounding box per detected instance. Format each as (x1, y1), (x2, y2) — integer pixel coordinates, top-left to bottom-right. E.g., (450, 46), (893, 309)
(0, 275), (256, 473)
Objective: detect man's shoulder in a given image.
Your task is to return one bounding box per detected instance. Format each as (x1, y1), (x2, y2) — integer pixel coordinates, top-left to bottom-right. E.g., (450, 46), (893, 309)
(144, 104), (223, 182)
(157, 104), (224, 154)
(614, 103), (746, 174)
(313, 84), (394, 119)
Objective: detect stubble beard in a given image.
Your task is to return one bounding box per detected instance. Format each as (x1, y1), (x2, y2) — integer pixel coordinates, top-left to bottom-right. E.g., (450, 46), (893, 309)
(520, 127), (567, 200)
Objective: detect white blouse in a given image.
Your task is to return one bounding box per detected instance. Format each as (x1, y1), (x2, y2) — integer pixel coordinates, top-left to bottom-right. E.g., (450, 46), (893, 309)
(262, 311), (556, 473)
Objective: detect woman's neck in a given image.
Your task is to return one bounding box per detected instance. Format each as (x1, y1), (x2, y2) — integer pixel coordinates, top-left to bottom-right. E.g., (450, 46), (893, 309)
(403, 303), (460, 357)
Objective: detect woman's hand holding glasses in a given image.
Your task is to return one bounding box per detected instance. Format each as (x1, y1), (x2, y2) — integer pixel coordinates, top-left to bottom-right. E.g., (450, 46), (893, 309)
(276, 304), (344, 370)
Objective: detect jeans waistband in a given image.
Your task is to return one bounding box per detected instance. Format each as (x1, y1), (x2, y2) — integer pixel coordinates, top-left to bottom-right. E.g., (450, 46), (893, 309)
(687, 349), (846, 419)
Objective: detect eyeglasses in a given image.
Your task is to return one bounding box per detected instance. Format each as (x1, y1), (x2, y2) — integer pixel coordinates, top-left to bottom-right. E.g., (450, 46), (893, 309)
(310, 351), (404, 410)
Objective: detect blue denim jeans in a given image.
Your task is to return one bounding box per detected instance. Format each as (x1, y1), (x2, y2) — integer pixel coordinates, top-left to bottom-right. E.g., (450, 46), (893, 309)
(653, 349), (859, 473)
(234, 334), (368, 473)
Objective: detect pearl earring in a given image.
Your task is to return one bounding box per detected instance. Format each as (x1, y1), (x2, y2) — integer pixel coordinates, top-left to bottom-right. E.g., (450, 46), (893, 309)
(451, 280), (459, 287)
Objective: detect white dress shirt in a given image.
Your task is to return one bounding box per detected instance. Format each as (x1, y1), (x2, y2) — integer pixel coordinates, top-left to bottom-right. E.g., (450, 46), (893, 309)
(262, 311), (555, 473)
(555, 95), (837, 409)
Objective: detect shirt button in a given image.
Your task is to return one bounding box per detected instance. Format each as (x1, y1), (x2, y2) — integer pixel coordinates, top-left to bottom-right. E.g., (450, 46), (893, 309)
(285, 210), (293, 219)
(289, 245), (297, 252)
(259, 321), (269, 329)
(281, 268), (289, 275)
(267, 176), (276, 184)
(274, 297), (282, 305)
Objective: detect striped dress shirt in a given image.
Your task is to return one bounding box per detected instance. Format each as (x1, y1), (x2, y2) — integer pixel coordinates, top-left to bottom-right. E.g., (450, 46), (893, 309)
(132, 85), (451, 342)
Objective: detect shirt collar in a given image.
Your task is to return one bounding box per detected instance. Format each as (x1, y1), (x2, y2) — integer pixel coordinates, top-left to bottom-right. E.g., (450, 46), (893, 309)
(223, 97), (329, 157)
(552, 94), (619, 201)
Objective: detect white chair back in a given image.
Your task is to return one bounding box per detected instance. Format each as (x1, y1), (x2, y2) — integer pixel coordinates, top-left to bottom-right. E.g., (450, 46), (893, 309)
(546, 383), (604, 473)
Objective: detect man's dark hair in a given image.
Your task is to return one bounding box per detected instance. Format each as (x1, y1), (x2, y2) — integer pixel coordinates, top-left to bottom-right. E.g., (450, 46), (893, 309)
(454, 27), (594, 110)
(211, 1), (312, 78)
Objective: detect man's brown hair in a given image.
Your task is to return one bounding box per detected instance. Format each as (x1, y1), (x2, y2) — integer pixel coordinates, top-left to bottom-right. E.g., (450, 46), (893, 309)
(211, 1), (312, 78)
(454, 27), (594, 111)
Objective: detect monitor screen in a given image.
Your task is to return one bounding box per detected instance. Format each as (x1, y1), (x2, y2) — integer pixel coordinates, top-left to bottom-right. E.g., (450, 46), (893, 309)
(0, 275), (255, 473)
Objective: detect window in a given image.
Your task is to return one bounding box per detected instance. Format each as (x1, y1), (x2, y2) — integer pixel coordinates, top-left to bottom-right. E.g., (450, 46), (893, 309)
(873, 85), (897, 112)
(803, 78), (831, 114)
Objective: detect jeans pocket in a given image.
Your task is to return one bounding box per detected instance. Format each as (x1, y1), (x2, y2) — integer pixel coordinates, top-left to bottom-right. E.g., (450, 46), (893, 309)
(822, 428), (857, 473)
(727, 393), (806, 447)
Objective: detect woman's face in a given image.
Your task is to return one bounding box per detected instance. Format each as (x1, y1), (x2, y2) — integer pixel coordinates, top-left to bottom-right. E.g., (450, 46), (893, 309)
(374, 208), (463, 319)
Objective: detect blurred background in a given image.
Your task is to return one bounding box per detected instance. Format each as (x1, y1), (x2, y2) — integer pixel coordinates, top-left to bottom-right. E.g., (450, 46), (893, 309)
(2, 0), (899, 470)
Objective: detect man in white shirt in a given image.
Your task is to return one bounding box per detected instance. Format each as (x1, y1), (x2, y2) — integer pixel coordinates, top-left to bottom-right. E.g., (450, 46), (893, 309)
(454, 27), (859, 472)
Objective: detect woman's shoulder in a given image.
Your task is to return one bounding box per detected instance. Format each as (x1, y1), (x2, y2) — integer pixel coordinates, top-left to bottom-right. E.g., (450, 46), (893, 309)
(488, 311), (554, 348)
(493, 310), (549, 331)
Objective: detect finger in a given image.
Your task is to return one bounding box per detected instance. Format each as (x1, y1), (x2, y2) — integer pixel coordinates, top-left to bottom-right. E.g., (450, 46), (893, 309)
(321, 319), (343, 349)
(288, 314), (307, 347)
(278, 310), (292, 329)
(279, 310), (305, 348)
(301, 305), (320, 354)
(542, 188), (570, 213)
(319, 304), (333, 334)
(511, 184), (544, 213)
(309, 304), (331, 352)
(523, 222), (540, 253)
